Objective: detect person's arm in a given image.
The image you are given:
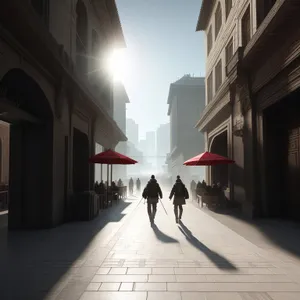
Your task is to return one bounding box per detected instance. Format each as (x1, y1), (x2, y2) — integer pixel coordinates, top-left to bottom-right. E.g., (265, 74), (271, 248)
(185, 187), (189, 199)
(169, 186), (175, 199)
(158, 185), (163, 199)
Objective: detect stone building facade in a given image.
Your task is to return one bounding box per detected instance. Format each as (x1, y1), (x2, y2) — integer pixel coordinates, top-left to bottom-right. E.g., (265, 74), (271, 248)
(168, 75), (206, 184)
(196, 0), (300, 220)
(113, 82), (130, 180)
(0, 0), (127, 229)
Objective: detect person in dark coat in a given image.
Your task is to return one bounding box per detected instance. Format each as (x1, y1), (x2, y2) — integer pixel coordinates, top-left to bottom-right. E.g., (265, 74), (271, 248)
(142, 175), (163, 225)
(169, 175), (189, 223)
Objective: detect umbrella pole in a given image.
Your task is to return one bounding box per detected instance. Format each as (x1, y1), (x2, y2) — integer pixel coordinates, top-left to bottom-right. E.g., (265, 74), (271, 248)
(106, 164), (109, 207)
(101, 164), (103, 181)
(110, 165), (113, 185)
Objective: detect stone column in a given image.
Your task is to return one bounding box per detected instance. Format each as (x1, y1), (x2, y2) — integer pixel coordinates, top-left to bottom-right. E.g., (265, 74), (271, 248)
(8, 125), (23, 229)
(237, 74), (257, 218)
(89, 117), (96, 190)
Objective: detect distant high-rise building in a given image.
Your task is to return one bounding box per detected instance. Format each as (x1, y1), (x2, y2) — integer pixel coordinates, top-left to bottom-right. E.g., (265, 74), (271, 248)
(156, 123), (170, 173)
(167, 75), (206, 183)
(145, 131), (156, 157)
(126, 118), (139, 146)
(114, 82), (129, 134)
(126, 142), (144, 177)
(113, 82), (130, 180)
(138, 132), (156, 173)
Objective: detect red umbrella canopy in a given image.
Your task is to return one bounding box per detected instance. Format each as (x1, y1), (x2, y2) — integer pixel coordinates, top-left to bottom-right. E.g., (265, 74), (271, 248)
(184, 151), (235, 166)
(89, 149), (138, 165)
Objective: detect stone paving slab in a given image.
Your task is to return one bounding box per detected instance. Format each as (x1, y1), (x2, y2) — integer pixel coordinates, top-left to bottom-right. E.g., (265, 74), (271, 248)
(49, 196), (300, 300)
(79, 291), (300, 300)
(4, 195), (300, 299)
(80, 291), (147, 300)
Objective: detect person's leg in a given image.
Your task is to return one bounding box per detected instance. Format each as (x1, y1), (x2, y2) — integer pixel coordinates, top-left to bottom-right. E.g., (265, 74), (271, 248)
(152, 203), (157, 220)
(174, 204), (179, 223)
(179, 204), (183, 219)
(147, 203), (152, 222)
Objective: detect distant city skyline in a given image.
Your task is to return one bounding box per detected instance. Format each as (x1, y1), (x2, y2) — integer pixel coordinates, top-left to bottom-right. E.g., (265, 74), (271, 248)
(116, 0), (205, 138)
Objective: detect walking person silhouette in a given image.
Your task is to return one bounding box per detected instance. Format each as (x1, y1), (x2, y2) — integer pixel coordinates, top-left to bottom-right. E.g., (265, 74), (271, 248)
(129, 177), (134, 195)
(142, 175), (163, 226)
(169, 175), (189, 223)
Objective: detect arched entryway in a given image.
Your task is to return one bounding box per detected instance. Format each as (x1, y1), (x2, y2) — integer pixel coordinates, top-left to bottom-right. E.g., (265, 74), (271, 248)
(210, 131), (228, 186)
(0, 68), (54, 229)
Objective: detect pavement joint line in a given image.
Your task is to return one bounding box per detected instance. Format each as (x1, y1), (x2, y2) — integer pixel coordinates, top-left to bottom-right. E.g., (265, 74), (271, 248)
(99, 199), (146, 268)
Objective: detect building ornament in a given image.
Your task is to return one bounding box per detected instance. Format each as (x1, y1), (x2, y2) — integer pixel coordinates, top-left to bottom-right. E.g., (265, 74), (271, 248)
(236, 73), (252, 115)
(233, 114), (244, 137)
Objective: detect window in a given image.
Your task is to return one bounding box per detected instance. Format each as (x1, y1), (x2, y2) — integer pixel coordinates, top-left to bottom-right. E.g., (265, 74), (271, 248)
(242, 6), (251, 47)
(214, 3), (222, 40)
(225, 38), (234, 65)
(225, 0), (232, 19)
(31, 0), (49, 26)
(256, 0), (277, 27)
(207, 27), (213, 55)
(207, 72), (213, 103)
(215, 59), (222, 92)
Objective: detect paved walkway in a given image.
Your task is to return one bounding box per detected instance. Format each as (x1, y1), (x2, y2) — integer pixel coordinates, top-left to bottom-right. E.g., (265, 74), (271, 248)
(2, 194), (300, 299)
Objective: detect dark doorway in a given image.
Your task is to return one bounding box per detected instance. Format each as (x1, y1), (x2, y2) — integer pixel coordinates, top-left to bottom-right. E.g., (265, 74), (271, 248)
(0, 68), (53, 229)
(210, 131), (228, 186)
(72, 128), (89, 192)
(264, 88), (300, 220)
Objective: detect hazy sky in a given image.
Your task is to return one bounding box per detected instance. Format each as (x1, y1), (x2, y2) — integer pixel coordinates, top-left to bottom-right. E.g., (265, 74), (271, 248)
(115, 0), (205, 139)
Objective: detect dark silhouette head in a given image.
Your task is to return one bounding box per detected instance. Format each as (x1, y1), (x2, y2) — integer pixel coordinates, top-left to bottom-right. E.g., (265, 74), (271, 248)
(151, 175), (155, 179)
(177, 175), (180, 180)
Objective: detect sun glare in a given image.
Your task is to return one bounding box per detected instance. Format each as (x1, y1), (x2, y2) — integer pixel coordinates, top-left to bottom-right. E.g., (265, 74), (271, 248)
(106, 48), (128, 82)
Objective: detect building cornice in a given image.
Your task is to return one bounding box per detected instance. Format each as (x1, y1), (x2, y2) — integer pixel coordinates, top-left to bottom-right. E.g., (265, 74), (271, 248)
(195, 79), (230, 131)
(196, 0), (216, 31)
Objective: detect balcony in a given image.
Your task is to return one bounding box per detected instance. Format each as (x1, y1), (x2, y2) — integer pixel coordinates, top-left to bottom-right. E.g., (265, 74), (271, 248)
(243, 0), (296, 67)
(225, 47), (244, 83)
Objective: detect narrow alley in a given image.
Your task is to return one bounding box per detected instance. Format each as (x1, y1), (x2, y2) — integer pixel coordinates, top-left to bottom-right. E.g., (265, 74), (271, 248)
(2, 194), (300, 300)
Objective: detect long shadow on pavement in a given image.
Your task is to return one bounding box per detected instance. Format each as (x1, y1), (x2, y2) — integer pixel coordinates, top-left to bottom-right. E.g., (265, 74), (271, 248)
(152, 224), (179, 243)
(0, 200), (133, 300)
(178, 221), (237, 271)
(204, 206), (300, 260)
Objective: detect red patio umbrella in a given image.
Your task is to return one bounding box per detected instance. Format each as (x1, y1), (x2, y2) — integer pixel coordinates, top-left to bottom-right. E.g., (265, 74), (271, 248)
(89, 149), (138, 201)
(183, 151), (235, 166)
(89, 149), (138, 165)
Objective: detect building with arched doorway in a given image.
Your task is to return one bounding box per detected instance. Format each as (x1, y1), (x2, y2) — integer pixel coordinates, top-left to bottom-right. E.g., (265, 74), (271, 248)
(0, 0), (127, 229)
(196, 0), (300, 220)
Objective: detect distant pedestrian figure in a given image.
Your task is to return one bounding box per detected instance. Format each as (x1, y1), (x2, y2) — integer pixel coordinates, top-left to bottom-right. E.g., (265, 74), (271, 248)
(142, 175), (163, 225)
(190, 180), (196, 200)
(169, 175), (189, 223)
(136, 178), (141, 192)
(129, 177), (134, 195)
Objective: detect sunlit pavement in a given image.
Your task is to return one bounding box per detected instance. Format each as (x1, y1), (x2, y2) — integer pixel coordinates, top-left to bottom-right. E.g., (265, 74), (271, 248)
(2, 193), (300, 299)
